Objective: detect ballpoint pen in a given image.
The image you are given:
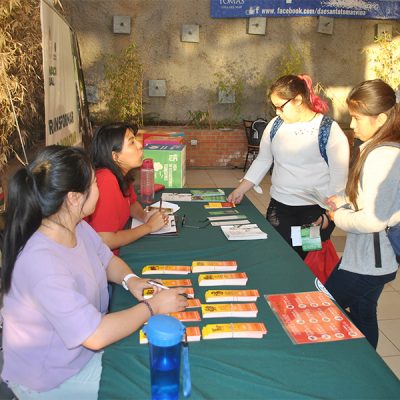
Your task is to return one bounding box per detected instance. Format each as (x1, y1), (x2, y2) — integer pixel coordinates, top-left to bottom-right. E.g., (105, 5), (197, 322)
(147, 280), (189, 298)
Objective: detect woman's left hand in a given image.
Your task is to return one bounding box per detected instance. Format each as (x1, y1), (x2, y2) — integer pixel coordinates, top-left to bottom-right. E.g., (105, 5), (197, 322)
(325, 195), (341, 212)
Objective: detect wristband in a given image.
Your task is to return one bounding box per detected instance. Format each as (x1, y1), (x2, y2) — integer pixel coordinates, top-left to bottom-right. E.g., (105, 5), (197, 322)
(141, 300), (154, 316)
(122, 273), (137, 290)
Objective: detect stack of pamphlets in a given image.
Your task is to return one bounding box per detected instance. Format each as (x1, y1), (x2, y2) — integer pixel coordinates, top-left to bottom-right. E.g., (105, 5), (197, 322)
(205, 289), (260, 302)
(191, 260), (238, 273)
(201, 303), (258, 318)
(140, 326), (201, 344)
(204, 202), (235, 209)
(220, 224), (267, 240)
(186, 299), (202, 308)
(143, 287), (195, 299)
(202, 322), (267, 340)
(198, 272), (248, 286)
(169, 311), (201, 322)
(142, 265), (191, 274)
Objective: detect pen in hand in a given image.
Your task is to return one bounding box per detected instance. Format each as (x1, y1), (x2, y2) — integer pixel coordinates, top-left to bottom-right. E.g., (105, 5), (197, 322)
(159, 198), (163, 212)
(147, 279), (189, 298)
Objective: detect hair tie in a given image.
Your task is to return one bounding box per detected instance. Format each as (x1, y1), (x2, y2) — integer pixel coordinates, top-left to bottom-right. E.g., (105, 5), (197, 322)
(25, 168), (35, 188)
(298, 74), (329, 114)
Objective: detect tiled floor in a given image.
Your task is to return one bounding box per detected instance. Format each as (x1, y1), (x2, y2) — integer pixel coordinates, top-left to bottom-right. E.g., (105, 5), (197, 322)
(185, 167), (400, 379)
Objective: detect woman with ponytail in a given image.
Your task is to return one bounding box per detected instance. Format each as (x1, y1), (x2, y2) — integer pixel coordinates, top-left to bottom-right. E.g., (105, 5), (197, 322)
(325, 79), (400, 349)
(229, 74), (350, 259)
(1, 146), (187, 399)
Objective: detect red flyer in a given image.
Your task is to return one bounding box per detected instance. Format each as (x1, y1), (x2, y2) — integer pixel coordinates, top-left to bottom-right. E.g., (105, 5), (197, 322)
(266, 291), (364, 345)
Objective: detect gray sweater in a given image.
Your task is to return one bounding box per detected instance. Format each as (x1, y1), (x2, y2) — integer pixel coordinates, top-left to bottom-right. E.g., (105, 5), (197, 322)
(335, 144), (400, 276)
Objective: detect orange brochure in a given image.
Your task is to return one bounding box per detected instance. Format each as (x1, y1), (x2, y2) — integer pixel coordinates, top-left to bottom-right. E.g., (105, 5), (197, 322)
(198, 272), (248, 286)
(266, 291), (364, 345)
(201, 303), (258, 318)
(186, 298), (202, 308)
(161, 279), (192, 287)
(205, 289), (260, 302)
(204, 202), (236, 209)
(169, 311), (201, 322)
(202, 322), (267, 340)
(140, 326), (201, 344)
(141, 265), (191, 275)
(191, 260), (238, 273)
(143, 287), (194, 299)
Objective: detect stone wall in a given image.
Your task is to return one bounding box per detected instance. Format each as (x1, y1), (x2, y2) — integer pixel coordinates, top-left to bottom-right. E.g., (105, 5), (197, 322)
(62, 1), (400, 125)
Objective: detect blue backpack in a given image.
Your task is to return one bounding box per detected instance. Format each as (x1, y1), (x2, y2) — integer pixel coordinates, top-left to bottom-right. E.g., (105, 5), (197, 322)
(269, 115), (333, 164)
(373, 142), (400, 266)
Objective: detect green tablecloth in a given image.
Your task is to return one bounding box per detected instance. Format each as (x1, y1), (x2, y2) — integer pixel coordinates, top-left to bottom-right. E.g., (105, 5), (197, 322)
(99, 190), (400, 399)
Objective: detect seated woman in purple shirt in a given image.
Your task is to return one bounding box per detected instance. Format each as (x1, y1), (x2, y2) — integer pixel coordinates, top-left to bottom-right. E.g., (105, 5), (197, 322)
(0, 146), (187, 399)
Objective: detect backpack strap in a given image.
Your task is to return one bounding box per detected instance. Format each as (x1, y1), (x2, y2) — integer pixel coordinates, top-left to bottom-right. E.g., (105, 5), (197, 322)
(270, 115), (333, 165)
(373, 232), (383, 268)
(318, 115), (333, 165)
(269, 117), (284, 141)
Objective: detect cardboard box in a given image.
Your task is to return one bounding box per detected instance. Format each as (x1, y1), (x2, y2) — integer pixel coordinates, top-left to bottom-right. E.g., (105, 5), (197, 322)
(144, 144), (186, 188)
(144, 135), (185, 146)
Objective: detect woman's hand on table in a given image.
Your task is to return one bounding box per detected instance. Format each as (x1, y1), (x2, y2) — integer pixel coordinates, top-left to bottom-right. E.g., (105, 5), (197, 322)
(149, 288), (188, 314)
(227, 188), (245, 204)
(144, 211), (168, 232)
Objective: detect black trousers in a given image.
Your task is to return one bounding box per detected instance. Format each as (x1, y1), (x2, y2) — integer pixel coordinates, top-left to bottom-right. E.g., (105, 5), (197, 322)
(266, 198), (335, 259)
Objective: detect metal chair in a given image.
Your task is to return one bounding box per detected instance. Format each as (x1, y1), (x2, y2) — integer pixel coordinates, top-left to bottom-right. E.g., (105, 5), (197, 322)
(243, 118), (267, 171)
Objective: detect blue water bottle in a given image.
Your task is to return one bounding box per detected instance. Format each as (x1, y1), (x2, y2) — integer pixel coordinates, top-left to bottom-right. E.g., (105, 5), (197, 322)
(143, 315), (185, 400)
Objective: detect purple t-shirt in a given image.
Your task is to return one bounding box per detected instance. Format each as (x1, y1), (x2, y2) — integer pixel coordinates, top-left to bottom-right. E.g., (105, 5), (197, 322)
(1, 221), (113, 392)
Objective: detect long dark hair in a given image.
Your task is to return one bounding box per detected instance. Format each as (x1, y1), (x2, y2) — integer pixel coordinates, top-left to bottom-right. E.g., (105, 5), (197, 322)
(90, 123), (138, 196)
(1, 145), (93, 293)
(270, 74), (329, 114)
(346, 79), (400, 209)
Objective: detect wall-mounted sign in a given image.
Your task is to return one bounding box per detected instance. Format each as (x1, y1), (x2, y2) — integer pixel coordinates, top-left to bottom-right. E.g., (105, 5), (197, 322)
(211, 0), (400, 20)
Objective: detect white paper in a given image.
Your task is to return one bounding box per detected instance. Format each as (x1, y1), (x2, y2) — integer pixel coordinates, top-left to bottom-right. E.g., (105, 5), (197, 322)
(211, 219), (250, 227)
(207, 215), (247, 221)
(291, 226), (302, 246)
(221, 224), (267, 240)
(131, 215), (177, 234)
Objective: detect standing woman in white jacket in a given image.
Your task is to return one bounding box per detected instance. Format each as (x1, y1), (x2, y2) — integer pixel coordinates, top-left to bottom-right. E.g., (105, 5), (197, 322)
(228, 74), (350, 259)
(326, 79), (400, 349)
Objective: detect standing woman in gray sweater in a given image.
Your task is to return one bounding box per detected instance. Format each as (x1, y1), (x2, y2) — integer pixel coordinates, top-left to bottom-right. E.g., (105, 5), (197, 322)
(326, 79), (400, 349)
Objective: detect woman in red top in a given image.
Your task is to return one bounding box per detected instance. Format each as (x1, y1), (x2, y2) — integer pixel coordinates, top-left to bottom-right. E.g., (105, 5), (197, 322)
(87, 123), (166, 253)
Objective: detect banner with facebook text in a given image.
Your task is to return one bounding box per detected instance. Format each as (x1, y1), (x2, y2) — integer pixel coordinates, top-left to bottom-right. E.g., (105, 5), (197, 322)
(40, 0), (81, 146)
(211, 0), (400, 20)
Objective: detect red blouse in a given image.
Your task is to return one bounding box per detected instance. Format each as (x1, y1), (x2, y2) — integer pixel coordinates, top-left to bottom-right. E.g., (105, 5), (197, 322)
(86, 168), (137, 254)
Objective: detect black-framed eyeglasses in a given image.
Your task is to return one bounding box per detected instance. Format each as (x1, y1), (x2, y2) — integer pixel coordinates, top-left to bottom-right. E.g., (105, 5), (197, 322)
(272, 98), (294, 113)
(180, 214), (210, 229)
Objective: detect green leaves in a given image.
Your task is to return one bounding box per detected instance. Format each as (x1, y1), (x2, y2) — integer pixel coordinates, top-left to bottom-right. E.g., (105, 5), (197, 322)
(103, 42), (143, 125)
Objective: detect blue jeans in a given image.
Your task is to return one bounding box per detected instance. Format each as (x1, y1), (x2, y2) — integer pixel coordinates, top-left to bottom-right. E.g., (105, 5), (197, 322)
(8, 351), (103, 400)
(325, 267), (397, 349)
